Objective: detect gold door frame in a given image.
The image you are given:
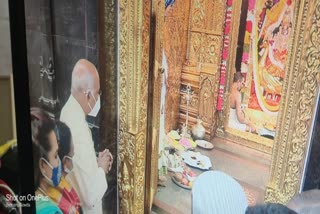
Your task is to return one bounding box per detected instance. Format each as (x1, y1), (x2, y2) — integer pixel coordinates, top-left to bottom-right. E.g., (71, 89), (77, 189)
(144, 0), (165, 212)
(118, 0), (151, 213)
(116, 0), (320, 213)
(265, 0), (320, 203)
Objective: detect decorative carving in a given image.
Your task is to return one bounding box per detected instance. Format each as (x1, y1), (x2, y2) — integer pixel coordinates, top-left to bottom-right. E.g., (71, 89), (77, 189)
(204, 35), (221, 65)
(118, 130), (135, 214)
(265, 0), (320, 204)
(212, 0), (226, 33)
(221, 129), (274, 154)
(189, 32), (202, 66)
(180, 93), (199, 109)
(134, 132), (147, 213)
(199, 75), (214, 124)
(98, 0), (118, 151)
(119, 163), (133, 214)
(204, 0), (214, 31)
(119, 0), (129, 130)
(118, 1), (320, 212)
(164, 0), (190, 132)
(97, 2), (118, 213)
(191, 0), (205, 29)
(119, 0), (150, 212)
(179, 0), (225, 140)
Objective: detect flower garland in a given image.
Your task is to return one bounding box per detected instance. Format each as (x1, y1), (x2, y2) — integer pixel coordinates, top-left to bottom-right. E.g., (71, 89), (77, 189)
(216, 0), (233, 111)
(241, 0), (255, 75)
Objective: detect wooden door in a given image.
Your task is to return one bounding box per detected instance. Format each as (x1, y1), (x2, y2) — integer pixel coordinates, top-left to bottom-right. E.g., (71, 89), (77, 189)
(144, 0), (165, 212)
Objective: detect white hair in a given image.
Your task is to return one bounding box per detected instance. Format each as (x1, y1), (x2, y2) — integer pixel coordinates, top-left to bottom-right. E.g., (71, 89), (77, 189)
(192, 171), (248, 214)
(71, 61), (95, 93)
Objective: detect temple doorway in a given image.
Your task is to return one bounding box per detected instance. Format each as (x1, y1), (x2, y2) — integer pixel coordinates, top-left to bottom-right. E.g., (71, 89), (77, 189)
(150, 0), (298, 212)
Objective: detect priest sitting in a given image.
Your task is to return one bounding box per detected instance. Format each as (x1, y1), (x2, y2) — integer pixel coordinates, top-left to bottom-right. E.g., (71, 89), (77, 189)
(229, 71), (257, 133)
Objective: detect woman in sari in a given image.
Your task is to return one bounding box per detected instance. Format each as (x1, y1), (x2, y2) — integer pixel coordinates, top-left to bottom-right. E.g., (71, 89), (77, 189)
(46, 121), (81, 214)
(31, 108), (63, 214)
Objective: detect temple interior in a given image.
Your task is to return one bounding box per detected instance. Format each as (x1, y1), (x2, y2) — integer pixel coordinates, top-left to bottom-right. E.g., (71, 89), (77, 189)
(150, 0), (320, 212)
(1, 0), (320, 213)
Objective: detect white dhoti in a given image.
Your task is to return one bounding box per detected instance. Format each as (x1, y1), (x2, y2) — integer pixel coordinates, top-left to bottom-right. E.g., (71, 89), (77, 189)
(158, 49), (168, 171)
(228, 108), (247, 131)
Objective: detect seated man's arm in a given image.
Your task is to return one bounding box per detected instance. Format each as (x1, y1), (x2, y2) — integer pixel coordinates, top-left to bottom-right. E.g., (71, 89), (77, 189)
(235, 94), (247, 124)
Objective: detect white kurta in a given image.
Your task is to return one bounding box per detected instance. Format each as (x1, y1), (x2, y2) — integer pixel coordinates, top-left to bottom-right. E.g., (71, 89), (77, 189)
(60, 95), (107, 214)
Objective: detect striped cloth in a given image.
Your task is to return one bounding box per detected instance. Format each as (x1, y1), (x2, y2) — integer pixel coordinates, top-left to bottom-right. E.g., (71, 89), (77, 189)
(192, 170), (248, 214)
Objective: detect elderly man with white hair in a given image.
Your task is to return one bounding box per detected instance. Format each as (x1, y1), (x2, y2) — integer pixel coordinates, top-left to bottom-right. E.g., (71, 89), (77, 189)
(60, 59), (113, 214)
(192, 170), (248, 214)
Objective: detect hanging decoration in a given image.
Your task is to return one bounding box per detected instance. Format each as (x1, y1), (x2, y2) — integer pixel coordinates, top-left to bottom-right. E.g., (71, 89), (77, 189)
(216, 0), (233, 111)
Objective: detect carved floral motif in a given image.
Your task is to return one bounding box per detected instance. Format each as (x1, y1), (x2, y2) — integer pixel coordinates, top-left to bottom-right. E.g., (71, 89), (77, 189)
(118, 0), (150, 213)
(199, 75), (214, 123)
(265, 0), (320, 204)
(204, 35), (221, 64)
(192, 0), (205, 29)
(118, 130), (135, 214)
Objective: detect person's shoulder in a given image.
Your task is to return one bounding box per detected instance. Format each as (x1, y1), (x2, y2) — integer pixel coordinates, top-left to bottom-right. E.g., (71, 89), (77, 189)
(234, 92), (241, 104)
(60, 105), (71, 123)
(36, 198), (63, 214)
(60, 96), (80, 120)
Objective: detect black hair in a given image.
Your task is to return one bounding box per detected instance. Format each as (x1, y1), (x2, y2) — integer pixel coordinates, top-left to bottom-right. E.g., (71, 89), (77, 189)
(233, 72), (244, 83)
(30, 107), (51, 122)
(30, 107), (55, 190)
(246, 203), (297, 214)
(55, 121), (72, 160)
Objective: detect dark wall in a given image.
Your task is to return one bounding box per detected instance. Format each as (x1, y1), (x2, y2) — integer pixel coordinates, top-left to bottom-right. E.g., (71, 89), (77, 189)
(25, 0), (98, 114)
(51, 0), (98, 108)
(25, 0), (101, 145)
(25, 0), (53, 107)
(24, 0), (118, 213)
(97, 0), (118, 212)
(303, 99), (320, 191)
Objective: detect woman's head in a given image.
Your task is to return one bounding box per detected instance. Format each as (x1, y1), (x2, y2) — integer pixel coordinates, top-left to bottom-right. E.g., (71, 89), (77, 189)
(55, 121), (74, 174)
(31, 108), (61, 190)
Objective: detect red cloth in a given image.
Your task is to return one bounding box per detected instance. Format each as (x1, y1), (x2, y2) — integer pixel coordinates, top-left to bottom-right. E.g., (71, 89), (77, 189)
(46, 176), (81, 214)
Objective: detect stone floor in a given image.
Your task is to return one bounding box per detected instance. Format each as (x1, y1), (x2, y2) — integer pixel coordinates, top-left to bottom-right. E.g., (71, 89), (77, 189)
(152, 137), (271, 213)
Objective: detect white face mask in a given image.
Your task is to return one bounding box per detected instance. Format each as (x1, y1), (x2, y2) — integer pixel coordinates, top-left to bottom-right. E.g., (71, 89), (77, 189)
(63, 155), (73, 174)
(87, 92), (100, 117)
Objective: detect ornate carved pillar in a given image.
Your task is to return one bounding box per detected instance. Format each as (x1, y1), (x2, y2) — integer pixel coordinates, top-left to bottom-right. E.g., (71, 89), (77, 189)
(179, 0), (226, 139)
(98, 0), (118, 212)
(118, 0), (151, 213)
(265, 0), (320, 204)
